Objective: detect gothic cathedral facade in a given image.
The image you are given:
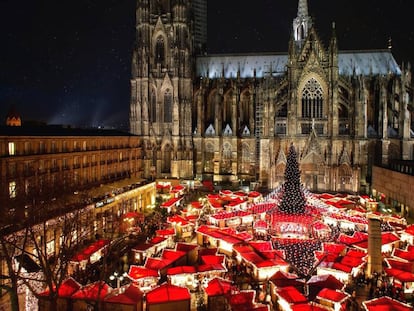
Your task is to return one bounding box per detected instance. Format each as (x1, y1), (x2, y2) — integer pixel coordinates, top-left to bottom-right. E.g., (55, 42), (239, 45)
(129, 0), (413, 193)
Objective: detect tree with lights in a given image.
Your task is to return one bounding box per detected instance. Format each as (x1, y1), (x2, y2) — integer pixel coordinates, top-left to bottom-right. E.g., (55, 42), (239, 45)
(278, 144), (306, 214)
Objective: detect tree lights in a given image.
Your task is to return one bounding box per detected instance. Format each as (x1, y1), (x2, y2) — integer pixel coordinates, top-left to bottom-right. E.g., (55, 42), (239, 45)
(278, 144), (306, 214)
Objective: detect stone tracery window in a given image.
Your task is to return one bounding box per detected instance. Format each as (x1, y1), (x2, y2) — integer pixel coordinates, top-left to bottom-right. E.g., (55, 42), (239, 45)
(162, 144), (171, 173)
(204, 143), (214, 173)
(221, 142), (232, 173)
(240, 143), (251, 174)
(164, 89), (172, 123)
(155, 36), (165, 65)
(301, 78), (323, 118)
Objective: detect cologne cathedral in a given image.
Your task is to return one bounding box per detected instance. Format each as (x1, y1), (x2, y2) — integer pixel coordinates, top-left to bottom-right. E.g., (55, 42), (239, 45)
(129, 0), (414, 193)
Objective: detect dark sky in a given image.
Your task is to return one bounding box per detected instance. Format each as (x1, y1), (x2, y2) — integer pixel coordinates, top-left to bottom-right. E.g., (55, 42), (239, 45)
(1, 0), (412, 129)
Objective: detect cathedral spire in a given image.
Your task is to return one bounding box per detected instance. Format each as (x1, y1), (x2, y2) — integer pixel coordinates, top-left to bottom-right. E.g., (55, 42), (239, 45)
(297, 0), (308, 17)
(293, 0), (312, 43)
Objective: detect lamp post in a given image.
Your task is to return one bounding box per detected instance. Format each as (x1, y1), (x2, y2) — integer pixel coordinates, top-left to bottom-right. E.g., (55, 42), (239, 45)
(109, 271), (127, 289)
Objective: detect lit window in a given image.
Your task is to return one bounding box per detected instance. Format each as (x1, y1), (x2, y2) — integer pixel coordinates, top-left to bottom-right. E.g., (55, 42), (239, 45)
(8, 142), (15, 155)
(9, 181), (16, 198)
(301, 78), (324, 119)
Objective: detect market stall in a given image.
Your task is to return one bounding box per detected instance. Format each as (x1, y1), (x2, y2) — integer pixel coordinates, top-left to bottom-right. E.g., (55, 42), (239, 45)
(269, 271), (302, 306)
(401, 225), (414, 245)
(305, 274), (345, 300)
(227, 290), (264, 311)
(71, 281), (112, 311)
(166, 266), (197, 290)
(167, 215), (194, 239)
(120, 212), (145, 234)
(314, 288), (349, 311)
(127, 265), (160, 292)
(38, 277), (81, 311)
(362, 296), (413, 311)
(145, 283), (191, 311)
(204, 277), (234, 311)
(384, 258), (414, 298)
(161, 197), (183, 213)
(68, 239), (110, 273)
(274, 286), (308, 311)
(176, 242), (199, 265)
(131, 236), (168, 264)
(104, 284), (144, 311)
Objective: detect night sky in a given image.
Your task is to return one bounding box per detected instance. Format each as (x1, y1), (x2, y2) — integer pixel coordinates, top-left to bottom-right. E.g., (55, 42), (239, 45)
(1, 0), (412, 129)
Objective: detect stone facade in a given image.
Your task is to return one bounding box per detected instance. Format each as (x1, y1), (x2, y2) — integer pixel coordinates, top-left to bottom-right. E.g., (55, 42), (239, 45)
(129, 0), (414, 193)
(372, 165), (414, 218)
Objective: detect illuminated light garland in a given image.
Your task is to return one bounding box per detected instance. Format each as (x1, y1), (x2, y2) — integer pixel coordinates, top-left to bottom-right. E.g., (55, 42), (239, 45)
(277, 144), (306, 215)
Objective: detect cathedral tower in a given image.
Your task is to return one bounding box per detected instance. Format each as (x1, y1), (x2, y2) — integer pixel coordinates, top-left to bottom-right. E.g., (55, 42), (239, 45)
(130, 0), (197, 179)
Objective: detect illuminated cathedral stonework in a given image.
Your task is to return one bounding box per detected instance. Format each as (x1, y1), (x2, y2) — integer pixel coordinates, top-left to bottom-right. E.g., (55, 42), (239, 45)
(129, 0), (414, 193)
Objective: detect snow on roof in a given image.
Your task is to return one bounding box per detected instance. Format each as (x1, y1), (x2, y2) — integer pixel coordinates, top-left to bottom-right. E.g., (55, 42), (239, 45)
(196, 50), (401, 79)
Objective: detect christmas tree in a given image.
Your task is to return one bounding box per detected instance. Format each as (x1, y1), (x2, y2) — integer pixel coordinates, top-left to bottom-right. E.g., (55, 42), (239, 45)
(278, 144), (306, 214)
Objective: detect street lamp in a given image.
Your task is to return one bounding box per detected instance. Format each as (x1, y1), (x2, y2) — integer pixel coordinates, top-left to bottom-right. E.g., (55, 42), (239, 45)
(109, 271), (127, 289)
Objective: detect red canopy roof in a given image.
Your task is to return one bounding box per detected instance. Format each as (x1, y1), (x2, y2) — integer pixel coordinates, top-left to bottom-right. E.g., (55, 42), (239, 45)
(249, 241), (273, 252)
(156, 228), (176, 237)
(204, 277), (233, 296)
(71, 281), (112, 301)
(316, 288), (348, 303)
(362, 296), (413, 311)
(331, 262), (353, 273)
(171, 185), (185, 193)
(197, 263), (226, 273)
(161, 197), (182, 208)
(317, 193), (335, 200)
(191, 201), (203, 209)
(156, 183), (171, 189)
(39, 277), (81, 297)
(201, 255), (225, 265)
(353, 232), (400, 250)
(270, 271), (302, 288)
(162, 249), (186, 261)
(71, 239), (110, 262)
(405, 224), (414, 235)
(276, 286), (308, 304)
(228, 291), (255, 308)
(128, 265), (159, 280)
(384, 267), (414, 282)
(393, 248), (414, 261)
(104, 284), (143, 305)
(148, 236), (166, 245)
(307, 274), (344, 291)
(167, 214), (190, 226)
(176, 242), (198, 253)
(166, 266), (196, 275)
(234, 191), (247, 197)
(220, 189), (233, 196)
(254, 220), (268, 229)
(144, 258), (173, 270)
(337, 232), (368, 245)
(248, 191), (261, 198)
(146, 283), (190, 304)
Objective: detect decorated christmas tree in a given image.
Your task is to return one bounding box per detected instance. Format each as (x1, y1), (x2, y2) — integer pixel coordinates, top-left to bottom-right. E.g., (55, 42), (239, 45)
(278, 144), (306, 214)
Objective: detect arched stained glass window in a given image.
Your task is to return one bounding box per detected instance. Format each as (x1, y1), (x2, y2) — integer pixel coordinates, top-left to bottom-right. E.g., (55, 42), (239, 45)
(164, 89), (172, 123)
(155, 36), (165, 65)
(204, 143), (214, 172)
(301, 78), (323, 118)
